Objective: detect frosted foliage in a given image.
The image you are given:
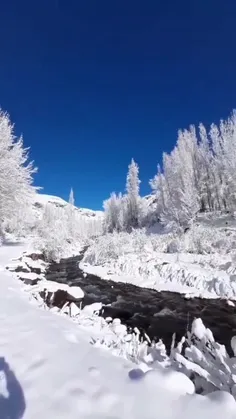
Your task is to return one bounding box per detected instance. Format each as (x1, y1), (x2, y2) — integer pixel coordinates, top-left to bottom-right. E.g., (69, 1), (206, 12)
(83, 229), (173, 265)
(92, 314), (236, 403)
(0, 109), (37, 236)
(103, 192), (126, 233)
(34, 203), (103, 261)
(150, 110), (236, 229)
(125, 158), (141, 229)
(96, 316), (236, 397)
(69, 187), (75, 206)
(83, 223), (236, 269)
(169, 318), (236, 396)
(167, 238), (183, 253)
(103, 159), (149, 232)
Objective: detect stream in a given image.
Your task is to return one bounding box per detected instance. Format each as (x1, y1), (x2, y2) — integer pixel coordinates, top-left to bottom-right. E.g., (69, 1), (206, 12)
(44, 251), (236, 354)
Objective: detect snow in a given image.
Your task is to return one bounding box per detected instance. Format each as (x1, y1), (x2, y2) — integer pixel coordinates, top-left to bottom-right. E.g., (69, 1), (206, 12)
(16, 271), (44, 283)
(34, 193), (68, 207)
(81, 256), (236, 299)
(70, 302), (81, 317)
(22, 256), (47, 272)
(1, 243), (236, 418)
(231, 336), (236, 356)
(33, 279), (85, 300)
(33, 193), (103, 219)
(82, 302), (103, 315)
(191, 318), (208, 341)
(143, 368), (195, 396)
(68, 286), (85, 300)
(81, 224), (236, 300)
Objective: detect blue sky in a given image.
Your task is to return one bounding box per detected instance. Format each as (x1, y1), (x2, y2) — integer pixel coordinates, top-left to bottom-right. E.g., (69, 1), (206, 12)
(0, 1), (236, 209)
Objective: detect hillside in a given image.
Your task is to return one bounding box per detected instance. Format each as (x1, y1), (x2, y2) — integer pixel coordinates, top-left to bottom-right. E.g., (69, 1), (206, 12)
(33, 193), (104, 219)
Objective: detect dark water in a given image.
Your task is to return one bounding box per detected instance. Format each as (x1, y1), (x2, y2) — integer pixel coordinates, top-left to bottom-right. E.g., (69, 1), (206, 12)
(45, 254), (236, 354)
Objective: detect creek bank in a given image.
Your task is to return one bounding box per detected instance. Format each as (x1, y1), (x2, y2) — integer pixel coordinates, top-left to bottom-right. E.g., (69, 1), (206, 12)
(8, 250), (236, 354)
(45, 253), (236, 354)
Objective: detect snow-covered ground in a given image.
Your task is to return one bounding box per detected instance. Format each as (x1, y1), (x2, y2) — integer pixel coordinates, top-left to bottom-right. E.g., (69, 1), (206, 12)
(81, 217), (236, 300)
(2, 243), (236, 417)
(33, 193), (103, 219)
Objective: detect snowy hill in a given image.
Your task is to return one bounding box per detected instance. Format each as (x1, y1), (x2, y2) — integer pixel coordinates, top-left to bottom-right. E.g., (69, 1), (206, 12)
(33, 193), (103, 219)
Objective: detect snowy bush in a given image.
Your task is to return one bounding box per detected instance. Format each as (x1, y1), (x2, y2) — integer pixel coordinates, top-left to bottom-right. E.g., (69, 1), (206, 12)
(84, 222), (235, 269)
(170, 318), (236, 395)
(33, 202), (103, 261)
(167, 238), (183, 253)
(183, 224), (236, 255)
(83, 229), (172, 266)
(95, 316), (236, 397)
(33, 204), (71, 261)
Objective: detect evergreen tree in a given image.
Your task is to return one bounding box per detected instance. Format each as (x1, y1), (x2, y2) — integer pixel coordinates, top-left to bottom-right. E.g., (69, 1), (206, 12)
(125, 159), (141, 229)
(69, 187), (75, 206)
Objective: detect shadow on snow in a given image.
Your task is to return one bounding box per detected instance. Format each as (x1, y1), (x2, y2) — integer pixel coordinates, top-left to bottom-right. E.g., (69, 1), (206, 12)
(0, 357), (26, 419)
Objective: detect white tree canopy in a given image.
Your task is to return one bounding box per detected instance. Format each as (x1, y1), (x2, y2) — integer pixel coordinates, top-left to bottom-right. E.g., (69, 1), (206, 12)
(0, 109), (37, 233)
(150, 110), (236, 230)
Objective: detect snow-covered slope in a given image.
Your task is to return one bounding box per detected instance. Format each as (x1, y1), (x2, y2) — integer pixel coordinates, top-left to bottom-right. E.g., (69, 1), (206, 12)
(33, 193), (103, 219)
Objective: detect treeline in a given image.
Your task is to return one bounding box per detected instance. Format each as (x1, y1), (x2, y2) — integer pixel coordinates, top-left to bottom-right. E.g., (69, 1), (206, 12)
(104, 111), (236, 232)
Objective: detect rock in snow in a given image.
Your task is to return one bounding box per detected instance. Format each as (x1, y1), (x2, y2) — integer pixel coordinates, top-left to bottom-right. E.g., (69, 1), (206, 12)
(37, 279), (84, 300)
(18, 272), (43, 285)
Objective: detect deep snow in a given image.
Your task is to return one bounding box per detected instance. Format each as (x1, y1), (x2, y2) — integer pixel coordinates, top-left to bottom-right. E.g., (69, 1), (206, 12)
(1, 244), (236, 417)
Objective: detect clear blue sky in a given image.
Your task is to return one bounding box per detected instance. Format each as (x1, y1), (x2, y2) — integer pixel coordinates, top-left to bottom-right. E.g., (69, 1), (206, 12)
(0, 1), (236, 209)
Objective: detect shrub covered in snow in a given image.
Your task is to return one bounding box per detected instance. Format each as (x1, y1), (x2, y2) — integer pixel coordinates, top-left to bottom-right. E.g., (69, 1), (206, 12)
(95, 316), (236, 397)
(83, 229), (173, 265)
(33, 203), (103, 261)
(167, 238), (183, 253)
(183, 224), (236, 255)
(170, 318), (236, 395)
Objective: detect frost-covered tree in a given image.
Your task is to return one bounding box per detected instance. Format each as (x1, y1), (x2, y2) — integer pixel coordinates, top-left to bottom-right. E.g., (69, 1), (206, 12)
(103, 192), (124, 232)
(103, 160), (143, 232)
(67, 187), (76, 238)
(35, 200), (103, 260)
(0, 109), (37, 236)
(151, 136), (199, 231)
(150, 110), (236, 230)
(210, 111), (236, 211)
(69, 187), (75, 206)
(35, 204), (69, 261)
(125, 159), (141, 229)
